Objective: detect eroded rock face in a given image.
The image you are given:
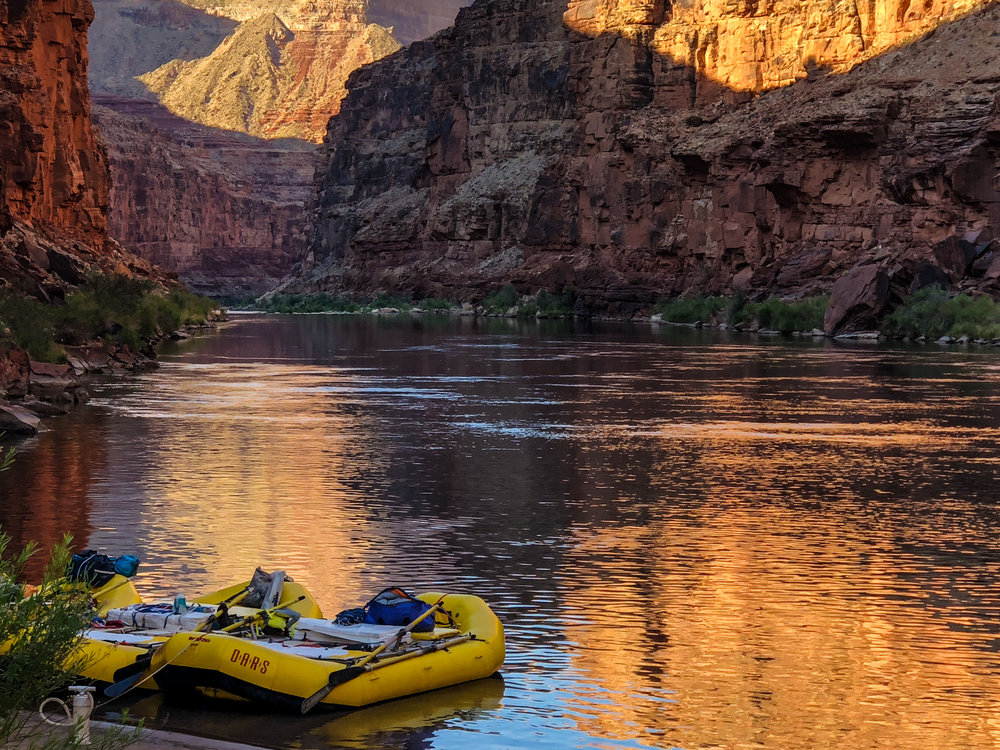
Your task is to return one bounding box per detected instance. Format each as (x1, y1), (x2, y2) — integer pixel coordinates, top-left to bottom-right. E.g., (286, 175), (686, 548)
(94, 96), (314, 297)
(0, 0), (165, 298)
(0, 0), (109, 251)
(564, 0), (982, 106)
(285, 0), (1000, 330)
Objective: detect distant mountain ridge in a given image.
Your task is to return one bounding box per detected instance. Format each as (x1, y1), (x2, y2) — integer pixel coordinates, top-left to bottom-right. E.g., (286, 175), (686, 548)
(91, 0), (400, 142)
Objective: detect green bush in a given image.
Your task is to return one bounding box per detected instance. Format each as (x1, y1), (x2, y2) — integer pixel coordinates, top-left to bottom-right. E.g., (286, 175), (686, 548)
(482, 285), (521, 314)
(257, 294), (361, 313)
(417, 298), (456, 311)
(0, 294), (63, 362)
(653, 293), (829, 332)
(751, 295), (829, 334)
(368, 293), (413, 311)
(0, 273), (216, 362)
(882, 287), (1000, 340)
(0, 533), (141, 749)
(654, 295), (728, 325)
(535, 288), (576, 318)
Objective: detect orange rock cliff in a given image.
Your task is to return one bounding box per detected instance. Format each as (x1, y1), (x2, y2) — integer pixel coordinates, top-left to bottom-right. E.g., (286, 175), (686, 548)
(0, 0), (157, 294)
(281, 0), (1000, 332)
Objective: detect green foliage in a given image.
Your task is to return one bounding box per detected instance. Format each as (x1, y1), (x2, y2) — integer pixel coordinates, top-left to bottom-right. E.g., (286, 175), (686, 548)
(0, 534), (138, 749)
(55, 275), (217, 348)
(368, 294), (413, 311)
(257, 294), (362, 313)
(533, 288), (576, 318)
(653, 293), (829, 332)
(882, 286), (1000, 340)
(417, 298), (456, 311)
(654, 295), (728, 325)
(0, 274), (216, 362)
(751, 295), (829, 334)
(0, 294), (63, 362)
(481, 285), (521, 314)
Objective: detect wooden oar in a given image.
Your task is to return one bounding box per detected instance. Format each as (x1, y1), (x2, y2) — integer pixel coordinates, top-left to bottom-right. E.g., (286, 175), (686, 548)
(356, 633), (472, 669)
(300, 597), (445, 714)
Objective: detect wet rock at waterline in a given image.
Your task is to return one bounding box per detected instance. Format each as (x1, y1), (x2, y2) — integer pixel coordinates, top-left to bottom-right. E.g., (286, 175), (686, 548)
(0, 402), (41, 434)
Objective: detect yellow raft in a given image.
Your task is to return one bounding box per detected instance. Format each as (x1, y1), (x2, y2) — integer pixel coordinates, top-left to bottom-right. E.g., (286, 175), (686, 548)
(77, 575), (323, 691)
(150, 592), (505, 712)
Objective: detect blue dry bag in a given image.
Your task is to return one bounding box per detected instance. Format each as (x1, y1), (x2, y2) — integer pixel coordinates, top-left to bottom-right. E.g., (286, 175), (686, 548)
(363, 587), (435, 632)
(113, 554), (140, 577)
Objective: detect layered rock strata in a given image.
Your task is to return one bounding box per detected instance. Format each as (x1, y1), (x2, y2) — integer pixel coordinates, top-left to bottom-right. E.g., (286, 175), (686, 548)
(94, 96), (314, 297)
(287, 0), (1000, 330)
(133, 0), (400, 142)
(0, 0), (162, 298)
(86, 0), (404, 294)
(1, 0), (109, 252)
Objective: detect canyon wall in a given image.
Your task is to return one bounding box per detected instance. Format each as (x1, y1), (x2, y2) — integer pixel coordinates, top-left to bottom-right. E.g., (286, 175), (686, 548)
(87, 0), (410, 296)
(1, 0), (108, 251)
(0, 0), (159, 296)
(285, 0), (1000, 329)
(94, 96), (314, 297)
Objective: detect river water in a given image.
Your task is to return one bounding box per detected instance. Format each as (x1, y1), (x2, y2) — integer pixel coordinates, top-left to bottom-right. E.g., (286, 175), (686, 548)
(3, 314), (1000, 749)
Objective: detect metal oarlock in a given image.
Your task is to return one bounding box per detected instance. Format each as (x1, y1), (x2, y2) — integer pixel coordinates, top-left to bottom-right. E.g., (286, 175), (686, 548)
(39, 685), (96, 745)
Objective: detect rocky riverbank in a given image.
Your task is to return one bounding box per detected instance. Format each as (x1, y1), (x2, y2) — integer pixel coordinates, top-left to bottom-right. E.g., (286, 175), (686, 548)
(0, 323), (218, 435)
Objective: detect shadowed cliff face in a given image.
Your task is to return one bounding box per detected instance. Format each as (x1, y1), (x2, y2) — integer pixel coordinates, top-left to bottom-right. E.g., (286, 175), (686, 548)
(0, 0), (163, 296)
(0, 0), (108, 250)
(282, 0), (1000, 328)
(93, 96), (315, 297)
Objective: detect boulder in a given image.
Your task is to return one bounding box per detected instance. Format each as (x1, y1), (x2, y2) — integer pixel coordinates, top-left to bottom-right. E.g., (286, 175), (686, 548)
(29, 360), (77, 400)
(824, 265), (891, 335)
(0, 402), (40, 434)
(0, 343), (30, 399)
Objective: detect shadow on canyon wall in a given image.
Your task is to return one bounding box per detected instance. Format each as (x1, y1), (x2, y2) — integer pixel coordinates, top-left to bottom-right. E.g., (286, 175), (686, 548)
(89, 0), (237, 99)
(294, 0), (1000, 328)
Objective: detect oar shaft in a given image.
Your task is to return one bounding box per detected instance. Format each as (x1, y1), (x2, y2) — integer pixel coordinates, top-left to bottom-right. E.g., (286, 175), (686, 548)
(363, 635), (472, 670)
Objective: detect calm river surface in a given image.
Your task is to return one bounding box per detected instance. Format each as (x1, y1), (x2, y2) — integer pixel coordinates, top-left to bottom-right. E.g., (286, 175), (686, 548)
(3, 314), (1000, 749)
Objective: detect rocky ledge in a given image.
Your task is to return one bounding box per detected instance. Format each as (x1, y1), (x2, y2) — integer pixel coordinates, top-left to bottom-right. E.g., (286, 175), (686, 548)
(0, 341), (157, 434)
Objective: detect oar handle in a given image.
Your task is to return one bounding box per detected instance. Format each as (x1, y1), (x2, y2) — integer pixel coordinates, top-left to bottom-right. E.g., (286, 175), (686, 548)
(196, 584), (254, 632)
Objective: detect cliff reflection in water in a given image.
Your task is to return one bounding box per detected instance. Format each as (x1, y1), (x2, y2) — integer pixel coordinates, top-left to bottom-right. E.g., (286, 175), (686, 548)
(4, 315), (1000, 749)
(0, 416), (105, 577)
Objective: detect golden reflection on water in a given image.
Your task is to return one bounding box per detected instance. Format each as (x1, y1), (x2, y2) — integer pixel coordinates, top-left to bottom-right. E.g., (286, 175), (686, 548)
(559, 416), (1000, 750)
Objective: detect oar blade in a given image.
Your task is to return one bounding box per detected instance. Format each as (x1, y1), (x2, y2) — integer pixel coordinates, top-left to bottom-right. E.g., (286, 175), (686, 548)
(300, 666), (364, 714)
(104, 653), (153, 699)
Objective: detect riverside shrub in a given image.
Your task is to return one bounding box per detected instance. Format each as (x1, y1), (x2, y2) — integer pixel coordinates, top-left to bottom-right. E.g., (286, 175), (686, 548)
(0, 273), (216, 362)
(882, 287), (1000, 340)
(0, 534), (140, 749)
(654, 294), (829, 332)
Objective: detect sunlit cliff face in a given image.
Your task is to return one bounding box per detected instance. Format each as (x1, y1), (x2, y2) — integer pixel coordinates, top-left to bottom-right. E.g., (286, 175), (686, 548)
(563, 0), (984, 103)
